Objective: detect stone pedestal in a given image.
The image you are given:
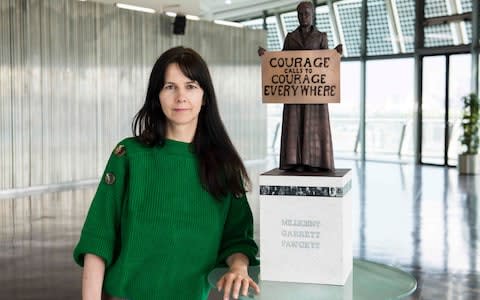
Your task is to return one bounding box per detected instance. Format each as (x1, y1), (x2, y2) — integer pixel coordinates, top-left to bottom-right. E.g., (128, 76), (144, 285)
(259, 168), (352, 285)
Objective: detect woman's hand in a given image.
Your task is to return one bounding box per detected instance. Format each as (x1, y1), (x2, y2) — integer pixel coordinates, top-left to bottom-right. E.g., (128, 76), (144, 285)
(216, 266), (260, 300)
(216, 253), (260, 300)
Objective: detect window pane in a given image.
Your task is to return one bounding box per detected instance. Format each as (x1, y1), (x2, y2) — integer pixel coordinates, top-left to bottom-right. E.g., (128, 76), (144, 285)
(460, 0), (472, 12)
(281, 11), (298, 34)
(365, 58), (414, 162)
(425, 0), (449, 18)
(367, 0), (394, 55)
(315, 5), (336, 48)
(448, 54), (471, 165)
(265, 16), (283, 50)
(464, 21), (472, 44)
(330, 61), (361, 159)
(424, 24), (455, 47)
(422, 56), (446, 164)
(242, 17), (282, 51)
(394, 0), (415, 53)
(267, 103), (283, 155)
(242, 19), (263, 30)
(335, 0), (361, 57)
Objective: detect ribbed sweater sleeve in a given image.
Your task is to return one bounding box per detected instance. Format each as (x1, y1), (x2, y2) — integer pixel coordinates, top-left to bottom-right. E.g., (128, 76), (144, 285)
(73, 142), (128, 267)
(217, 194), (259, 267)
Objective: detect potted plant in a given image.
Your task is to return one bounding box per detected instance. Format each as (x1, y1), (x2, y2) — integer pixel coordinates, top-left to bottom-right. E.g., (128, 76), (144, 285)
(458, 93), (480, 175)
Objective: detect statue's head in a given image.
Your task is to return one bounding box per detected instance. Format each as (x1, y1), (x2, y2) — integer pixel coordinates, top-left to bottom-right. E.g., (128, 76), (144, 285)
(297, 1), (314, 28)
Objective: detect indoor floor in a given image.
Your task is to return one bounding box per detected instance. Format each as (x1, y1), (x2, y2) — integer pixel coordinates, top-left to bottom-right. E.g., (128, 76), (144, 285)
(1, 159), (479, 300)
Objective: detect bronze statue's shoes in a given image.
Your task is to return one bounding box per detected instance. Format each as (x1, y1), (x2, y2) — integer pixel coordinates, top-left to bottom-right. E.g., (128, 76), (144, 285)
(294, 165), (305, 172)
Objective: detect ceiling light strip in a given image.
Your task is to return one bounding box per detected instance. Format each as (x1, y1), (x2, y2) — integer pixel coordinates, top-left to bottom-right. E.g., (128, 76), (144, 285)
(165, 12), (200, 21)
(115, 3), (155, 14)
(214, 20), (244, 28)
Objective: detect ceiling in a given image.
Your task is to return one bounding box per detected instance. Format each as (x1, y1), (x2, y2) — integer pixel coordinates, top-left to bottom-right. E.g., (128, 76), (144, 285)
(89, 0), (301, 21)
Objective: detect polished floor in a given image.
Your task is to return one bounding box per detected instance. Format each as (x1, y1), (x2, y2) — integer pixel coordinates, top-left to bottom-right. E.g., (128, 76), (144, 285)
(0, 159), (479, 299)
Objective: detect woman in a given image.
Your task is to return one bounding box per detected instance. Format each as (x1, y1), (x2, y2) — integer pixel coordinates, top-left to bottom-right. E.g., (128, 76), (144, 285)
(73, 46), (260, 300)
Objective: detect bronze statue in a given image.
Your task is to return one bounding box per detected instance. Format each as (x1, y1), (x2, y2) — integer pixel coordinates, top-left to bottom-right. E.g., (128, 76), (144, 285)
(259, 1), (342, 172)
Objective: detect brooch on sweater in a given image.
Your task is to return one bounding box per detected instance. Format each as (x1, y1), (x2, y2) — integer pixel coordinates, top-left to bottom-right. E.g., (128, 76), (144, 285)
(104, 173), (116, 185)
(113, 144), (126, 156)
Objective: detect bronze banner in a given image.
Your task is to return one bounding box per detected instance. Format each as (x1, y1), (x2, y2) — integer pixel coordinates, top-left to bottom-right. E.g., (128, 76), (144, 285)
(261, 49), (340, 104)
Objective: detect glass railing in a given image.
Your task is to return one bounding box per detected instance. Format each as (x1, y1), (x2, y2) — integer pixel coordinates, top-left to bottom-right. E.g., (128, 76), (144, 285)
(267, 117), (461, 165)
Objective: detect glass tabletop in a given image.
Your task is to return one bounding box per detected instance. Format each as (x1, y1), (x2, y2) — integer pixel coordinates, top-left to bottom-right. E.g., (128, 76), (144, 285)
(208, 259), (417, 300)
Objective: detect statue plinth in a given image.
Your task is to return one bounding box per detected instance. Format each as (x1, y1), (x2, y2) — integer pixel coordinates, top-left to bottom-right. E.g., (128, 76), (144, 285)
(259, 168), (352, 285)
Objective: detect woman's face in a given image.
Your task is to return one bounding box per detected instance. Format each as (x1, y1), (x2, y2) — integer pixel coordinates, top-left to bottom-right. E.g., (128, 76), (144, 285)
(297, 5), (313, 28)
(159, 63), (204, 134)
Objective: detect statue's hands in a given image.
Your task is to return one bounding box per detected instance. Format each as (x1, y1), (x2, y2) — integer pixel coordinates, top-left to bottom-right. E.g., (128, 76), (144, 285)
(258, 46), (266, 56)
(334, 44), (343, 55)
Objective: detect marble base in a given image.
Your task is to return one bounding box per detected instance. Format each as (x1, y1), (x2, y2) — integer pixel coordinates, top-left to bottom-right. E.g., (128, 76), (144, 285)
(259, 168), (352, 285)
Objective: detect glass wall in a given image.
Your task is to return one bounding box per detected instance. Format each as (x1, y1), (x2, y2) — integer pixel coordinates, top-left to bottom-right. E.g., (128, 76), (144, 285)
(448, 54), (471, 165)
(330, 61), (361, 158)
(365, 58), (415, 161)
(422, 56), (446, 165)
(421, 54), (471, 165)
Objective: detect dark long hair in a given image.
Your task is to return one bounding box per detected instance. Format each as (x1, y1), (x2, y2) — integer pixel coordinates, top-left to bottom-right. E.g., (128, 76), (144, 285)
(132, 46), (250, 199)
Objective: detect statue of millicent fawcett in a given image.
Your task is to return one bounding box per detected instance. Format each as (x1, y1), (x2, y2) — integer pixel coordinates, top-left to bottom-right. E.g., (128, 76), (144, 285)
(258, 1), (342, 172)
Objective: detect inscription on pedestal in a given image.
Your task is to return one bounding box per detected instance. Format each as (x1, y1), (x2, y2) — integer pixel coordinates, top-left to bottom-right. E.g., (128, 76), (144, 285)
(281, 218), (321, 249)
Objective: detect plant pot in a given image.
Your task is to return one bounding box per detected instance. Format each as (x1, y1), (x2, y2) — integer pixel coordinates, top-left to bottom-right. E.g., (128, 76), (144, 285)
(458, 154), (480, 175)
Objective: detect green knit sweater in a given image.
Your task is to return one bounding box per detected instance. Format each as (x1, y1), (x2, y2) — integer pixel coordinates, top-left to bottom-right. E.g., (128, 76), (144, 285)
(73, 138), (259, 300)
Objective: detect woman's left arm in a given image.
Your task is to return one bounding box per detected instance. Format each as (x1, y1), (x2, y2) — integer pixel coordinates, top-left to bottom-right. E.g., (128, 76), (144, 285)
(216, 253), (260, 300)
(215, 194), (260, 299)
